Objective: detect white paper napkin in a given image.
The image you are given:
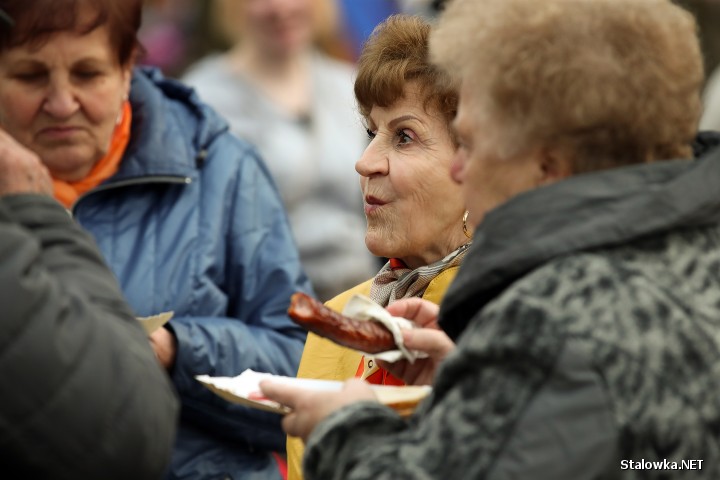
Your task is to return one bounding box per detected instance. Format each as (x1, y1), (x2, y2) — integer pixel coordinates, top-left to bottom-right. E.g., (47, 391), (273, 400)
(342, 294), (427, 363)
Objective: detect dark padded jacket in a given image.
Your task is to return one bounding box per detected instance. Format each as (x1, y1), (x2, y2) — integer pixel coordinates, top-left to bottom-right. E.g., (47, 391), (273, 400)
(0, 195), (179, 479)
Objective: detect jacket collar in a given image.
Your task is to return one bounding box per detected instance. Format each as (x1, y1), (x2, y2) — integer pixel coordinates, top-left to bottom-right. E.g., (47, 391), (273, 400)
(108, 67), (229, 182)
(439, 133), (720, 340)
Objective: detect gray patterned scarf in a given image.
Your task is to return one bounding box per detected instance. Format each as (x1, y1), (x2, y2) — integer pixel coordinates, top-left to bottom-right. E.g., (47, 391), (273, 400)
(369, 242), (472, 307)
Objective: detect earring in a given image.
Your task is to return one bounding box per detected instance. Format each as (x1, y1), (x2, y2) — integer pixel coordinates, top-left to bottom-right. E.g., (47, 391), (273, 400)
(116, 95), (128, 125)
(462, 210), (472, 239)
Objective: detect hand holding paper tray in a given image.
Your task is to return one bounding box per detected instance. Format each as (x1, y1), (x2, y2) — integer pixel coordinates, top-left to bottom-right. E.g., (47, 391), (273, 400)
(196, 369), (432, 417)
(137, 311), (174, 335)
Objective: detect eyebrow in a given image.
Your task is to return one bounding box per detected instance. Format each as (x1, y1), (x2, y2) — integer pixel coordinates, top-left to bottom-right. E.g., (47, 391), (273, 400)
(387, 114), (421, 130)
(6, 56), (106, 68)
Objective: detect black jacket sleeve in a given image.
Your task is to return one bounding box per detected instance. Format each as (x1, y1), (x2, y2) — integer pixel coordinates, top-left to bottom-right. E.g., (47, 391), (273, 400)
(0, 195), (179, 480)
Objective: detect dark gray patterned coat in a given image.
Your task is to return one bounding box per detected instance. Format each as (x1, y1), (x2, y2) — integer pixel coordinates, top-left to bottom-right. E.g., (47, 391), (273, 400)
(302, 136), (720, 479)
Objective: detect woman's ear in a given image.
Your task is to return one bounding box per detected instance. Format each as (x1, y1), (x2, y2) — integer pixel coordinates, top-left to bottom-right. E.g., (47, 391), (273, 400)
(537, 146), (573, 185)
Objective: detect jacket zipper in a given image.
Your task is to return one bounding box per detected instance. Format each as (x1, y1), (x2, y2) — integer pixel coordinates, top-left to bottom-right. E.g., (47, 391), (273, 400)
(70, 175), (192, 216)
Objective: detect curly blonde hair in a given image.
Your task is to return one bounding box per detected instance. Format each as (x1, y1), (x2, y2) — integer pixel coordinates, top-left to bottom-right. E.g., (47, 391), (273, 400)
(431, 0), (703, 172)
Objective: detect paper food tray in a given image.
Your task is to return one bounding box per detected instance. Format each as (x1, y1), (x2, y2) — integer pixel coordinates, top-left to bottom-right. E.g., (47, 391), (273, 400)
(137, 311), (174, 335)
(196, 369), (431, 417)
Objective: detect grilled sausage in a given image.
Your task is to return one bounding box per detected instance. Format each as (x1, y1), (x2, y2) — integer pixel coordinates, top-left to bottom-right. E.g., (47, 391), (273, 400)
(288, 292), (396, 353)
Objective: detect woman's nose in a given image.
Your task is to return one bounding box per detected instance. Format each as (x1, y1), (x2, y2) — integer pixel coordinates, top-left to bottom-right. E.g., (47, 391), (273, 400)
(43, 80), (79, 118)
(355, 140), (388, 177)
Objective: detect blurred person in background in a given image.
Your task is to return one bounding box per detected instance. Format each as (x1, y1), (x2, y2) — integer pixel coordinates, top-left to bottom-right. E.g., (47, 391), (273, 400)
(262, 0), (720, 478)
(337, 0), (399, 59)
(687, 0), (720, 132)
(701, 64), (720, 131)
(676, 0), (720, 86)
(336, 0), (447, 59)
(183, 0), (377, 302)
(137, 0), (197, 77)
(285, 14), (470, 479)
(0, 0), (312, 478)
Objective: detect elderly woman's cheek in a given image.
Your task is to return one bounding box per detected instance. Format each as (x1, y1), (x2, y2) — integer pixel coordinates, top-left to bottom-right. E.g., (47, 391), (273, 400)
(0, 90), (20, 128)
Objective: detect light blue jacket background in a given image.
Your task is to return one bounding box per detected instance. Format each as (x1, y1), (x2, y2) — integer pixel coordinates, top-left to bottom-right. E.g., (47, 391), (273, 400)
(73, 67), (311, 479)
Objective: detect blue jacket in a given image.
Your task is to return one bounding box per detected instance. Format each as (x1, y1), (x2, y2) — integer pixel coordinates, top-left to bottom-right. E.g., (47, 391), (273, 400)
(73, 67), (312, 480)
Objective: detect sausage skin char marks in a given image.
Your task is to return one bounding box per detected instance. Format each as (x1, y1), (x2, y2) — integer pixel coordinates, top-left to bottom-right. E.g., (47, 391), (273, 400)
(287, 292), (396, 354)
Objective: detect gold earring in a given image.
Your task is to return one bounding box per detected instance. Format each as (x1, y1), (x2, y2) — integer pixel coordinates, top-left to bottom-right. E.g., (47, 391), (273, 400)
(462, 210), (472, 239)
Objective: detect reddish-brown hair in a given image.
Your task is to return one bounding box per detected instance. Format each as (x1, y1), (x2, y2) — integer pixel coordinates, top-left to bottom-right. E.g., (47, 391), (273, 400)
(354, 15), (458, 130)
(0, 0), (142, 66)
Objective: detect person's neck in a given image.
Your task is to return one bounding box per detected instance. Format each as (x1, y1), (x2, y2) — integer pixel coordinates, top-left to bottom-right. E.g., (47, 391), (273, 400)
(399, 237), (471, 271)
(229, 42), (311, 84)
(227, 44), (312, 117)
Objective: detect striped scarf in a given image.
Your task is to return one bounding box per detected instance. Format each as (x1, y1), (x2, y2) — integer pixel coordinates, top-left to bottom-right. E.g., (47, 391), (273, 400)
(369, 242), (472, 307)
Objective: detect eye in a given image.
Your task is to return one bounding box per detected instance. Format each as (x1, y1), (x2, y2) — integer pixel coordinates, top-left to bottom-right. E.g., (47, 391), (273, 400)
(366, 128), (376, 139)
(74, 70), (101, 80)
(396, 128), (413, 145)
(13, 71), (45, 82)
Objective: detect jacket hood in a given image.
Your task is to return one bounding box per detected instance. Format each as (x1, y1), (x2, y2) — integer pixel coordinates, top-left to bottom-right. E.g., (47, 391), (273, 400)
(111, 67), (230, 182)
(439, 132), (720, 341)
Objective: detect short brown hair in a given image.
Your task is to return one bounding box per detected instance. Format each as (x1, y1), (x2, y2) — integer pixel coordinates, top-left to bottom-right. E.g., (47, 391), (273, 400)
(0, 0), (142, 66)
(354, 15), (458, 129)
(432, 0), (703, 172)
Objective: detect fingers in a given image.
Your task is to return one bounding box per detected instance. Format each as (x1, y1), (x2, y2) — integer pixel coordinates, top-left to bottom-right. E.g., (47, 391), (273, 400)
(149, 327), (177, 370)
(260, 382), (318, 440)
(0, 129), (53, 196)
(280, 412), (303, 439)
(402, 328), (455, 360)
(35, 162), (53, 195)
(262, 379), (378, 441)
(342, 378), (379, 401)
(386, 298), (440, 328)
(259, 381), (304, 410)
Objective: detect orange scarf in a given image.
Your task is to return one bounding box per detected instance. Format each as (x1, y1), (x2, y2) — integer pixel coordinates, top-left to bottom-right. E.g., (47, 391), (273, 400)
(53, 101), (132, 208)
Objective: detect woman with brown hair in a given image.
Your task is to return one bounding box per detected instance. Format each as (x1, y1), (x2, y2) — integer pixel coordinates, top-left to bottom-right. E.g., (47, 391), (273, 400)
(286, 14), (470, 479)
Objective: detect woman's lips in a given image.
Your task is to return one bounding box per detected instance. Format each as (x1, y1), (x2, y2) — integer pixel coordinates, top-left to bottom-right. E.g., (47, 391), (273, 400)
(364, 195), (387, 214)
(38, 126), (83, 141)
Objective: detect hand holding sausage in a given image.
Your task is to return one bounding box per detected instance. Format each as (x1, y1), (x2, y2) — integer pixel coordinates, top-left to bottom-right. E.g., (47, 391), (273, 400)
(377, 298), (456, 386)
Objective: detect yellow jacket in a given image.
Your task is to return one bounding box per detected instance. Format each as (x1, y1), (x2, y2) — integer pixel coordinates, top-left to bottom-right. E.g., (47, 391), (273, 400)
(286, 267), (460, 480)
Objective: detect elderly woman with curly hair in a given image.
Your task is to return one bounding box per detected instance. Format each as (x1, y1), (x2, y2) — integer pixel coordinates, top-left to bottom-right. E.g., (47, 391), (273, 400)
(265, 0), (720, 478)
